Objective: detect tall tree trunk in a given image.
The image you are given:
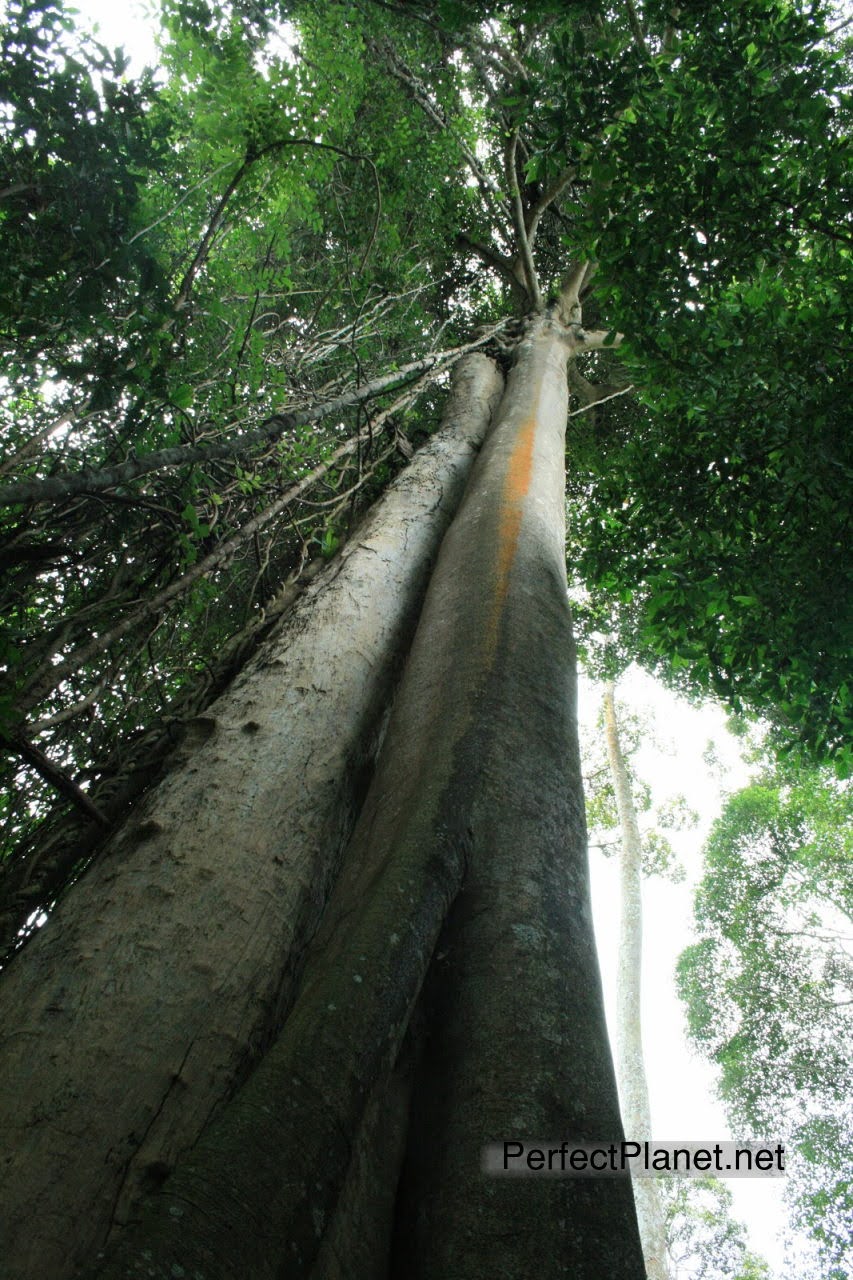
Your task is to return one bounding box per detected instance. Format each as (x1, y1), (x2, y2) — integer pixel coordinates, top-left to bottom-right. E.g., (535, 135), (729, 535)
(388, 321), (644, 1280)
(0, 353), (503, 1280)
(603, 681), (671, 1280)
(80, 315), (644, 1280)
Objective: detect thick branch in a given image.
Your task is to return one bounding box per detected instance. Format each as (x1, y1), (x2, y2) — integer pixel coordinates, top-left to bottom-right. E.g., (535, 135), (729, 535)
(578, 328), (624, 351)
(525, 165), (576, 248)
(662, 5), (681, 52)
(556, 260), (588, 325)
(624, 0), (649, 55)
(456, 233), (528, 308)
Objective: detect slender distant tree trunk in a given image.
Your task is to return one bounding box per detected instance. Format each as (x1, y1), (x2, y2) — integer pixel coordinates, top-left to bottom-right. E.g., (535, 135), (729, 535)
(79, 315), (644, 1280)
(603, 681), (671, 1280)
(0, 353), (503, 1280)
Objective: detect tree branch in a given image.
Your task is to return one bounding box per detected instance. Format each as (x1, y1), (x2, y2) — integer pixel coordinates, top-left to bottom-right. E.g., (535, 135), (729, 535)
(525, 165), (577, 248)
(456, 233), (528, 307)
(556, 260), (590, 326)
(174, 138), (382, 312)
(504, 129), (543, 311)
(374, 38), (507, 233)
(7, 733), (111, 829)
(578, 328), (624, 351)
(624, 0), (649, 55)
(0, 329), (507, 508)
(567, 383), (635, 417)
(11, 365), (471, 715)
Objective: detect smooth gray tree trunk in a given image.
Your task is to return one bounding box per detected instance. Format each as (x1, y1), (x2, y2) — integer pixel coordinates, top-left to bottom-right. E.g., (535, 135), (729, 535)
(79, 316), (644, 1280)
(389, 321), (645, 1279)
(0, 353), (503, 1280)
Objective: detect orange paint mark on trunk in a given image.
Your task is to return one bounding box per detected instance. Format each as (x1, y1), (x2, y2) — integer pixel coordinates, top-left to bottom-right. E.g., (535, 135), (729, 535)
(487, 411), (537, 653)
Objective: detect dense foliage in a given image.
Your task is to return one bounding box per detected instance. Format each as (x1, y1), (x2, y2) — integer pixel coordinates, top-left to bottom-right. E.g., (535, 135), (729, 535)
(1, 1), (850, 960)
(662, 1176), (770, 1280)
(678, 762), (853, 1277)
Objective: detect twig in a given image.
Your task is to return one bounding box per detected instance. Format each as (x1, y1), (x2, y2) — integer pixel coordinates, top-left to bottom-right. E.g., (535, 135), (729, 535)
(567, 384), (635, 417)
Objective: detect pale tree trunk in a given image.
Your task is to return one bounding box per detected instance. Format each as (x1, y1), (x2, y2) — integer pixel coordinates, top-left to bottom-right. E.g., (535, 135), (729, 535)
(0, 353), (503, 1280)
(389, 315), (642, 1279)
(603, 681), (671, 1280)
(78, 315), (644, 1279)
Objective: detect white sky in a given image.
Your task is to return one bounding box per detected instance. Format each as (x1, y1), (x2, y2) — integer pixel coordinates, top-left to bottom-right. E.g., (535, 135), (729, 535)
(54, 1), (805, 1272)
(71, 0), (160, 70)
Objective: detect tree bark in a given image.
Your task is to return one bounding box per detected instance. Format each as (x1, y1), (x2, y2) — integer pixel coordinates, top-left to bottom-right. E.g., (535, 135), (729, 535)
(0, 353), (503, 1280)
(79, 316), (644, 1280)
(603, 681), (671, 1280)
(388, 320), (644, 1279)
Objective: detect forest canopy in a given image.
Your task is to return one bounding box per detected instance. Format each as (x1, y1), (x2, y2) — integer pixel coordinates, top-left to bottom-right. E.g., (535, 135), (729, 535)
(1, 0), (851, 960)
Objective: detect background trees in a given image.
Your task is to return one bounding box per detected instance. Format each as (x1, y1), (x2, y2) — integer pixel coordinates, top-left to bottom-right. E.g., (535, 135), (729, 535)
(663, 1175), (770, 1280)
(679, 757), (853, 1277)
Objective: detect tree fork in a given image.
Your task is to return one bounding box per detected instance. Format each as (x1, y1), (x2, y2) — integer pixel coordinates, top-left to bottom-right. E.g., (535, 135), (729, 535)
(0, 354), (504, 1280)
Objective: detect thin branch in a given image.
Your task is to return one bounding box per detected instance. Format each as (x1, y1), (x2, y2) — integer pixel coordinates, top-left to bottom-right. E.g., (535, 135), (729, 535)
(374, 38), (508, 231)
(233, 290), (261, 376)
(28, 676), (114, 732)
(0, 328), (507, 508)
(0, 400), (93, 477)
(13, 365), (459, 715)
(505, 129), (543, 311)
(174, 138), (382, 312)
(810, 12), (853, 45)
(7, 733), (110, 828)
(567, 384), (635, 417)
(0, 181), (37, 200)
(125, 160), (237, 246)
